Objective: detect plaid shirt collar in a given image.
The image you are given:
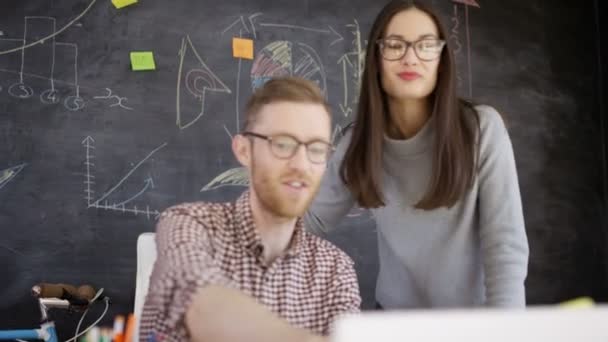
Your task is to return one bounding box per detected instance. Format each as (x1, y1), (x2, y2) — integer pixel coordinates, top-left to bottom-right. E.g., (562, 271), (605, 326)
(234, 190), (306, 261)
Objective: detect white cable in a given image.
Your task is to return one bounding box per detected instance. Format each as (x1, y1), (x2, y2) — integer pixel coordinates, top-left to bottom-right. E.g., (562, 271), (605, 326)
(15, 288), (108, 342)
(91, 288), (105, 302)
(74, 306), (89, 341)
(63, 296), (110, 342)
(73, 287), (105, 341)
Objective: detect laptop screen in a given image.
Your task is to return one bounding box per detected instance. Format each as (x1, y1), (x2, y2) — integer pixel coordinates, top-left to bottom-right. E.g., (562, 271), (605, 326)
(332, 306), (608, 342)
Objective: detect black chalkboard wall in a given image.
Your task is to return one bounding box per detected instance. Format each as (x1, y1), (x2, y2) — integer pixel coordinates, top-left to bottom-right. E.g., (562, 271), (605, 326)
(1, 0), (607, 337)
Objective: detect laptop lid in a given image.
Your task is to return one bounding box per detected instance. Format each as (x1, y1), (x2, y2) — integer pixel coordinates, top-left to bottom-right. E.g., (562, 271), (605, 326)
(332, 306), (608, 342)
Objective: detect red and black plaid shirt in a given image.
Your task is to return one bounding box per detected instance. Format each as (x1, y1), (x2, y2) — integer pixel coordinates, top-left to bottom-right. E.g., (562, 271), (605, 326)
(139, 191), (361, 342)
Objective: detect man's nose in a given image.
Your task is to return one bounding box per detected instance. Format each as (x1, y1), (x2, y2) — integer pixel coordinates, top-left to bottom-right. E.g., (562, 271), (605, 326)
(287, 145), (310, 170)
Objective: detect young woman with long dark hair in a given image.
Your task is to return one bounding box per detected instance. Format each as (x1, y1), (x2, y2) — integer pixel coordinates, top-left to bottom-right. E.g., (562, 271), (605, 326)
(305, 0), (529, 309)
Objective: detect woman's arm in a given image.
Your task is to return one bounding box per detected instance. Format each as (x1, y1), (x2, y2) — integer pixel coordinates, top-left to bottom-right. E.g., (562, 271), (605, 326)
(476, 105), (530, 307)
(304, 131), (356, 235)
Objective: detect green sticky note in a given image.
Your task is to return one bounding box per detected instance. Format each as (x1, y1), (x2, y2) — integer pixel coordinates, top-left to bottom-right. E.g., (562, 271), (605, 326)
(130, 51), (156, 71)
(559, 296), (595, 308)
(112, 0), (138, 9)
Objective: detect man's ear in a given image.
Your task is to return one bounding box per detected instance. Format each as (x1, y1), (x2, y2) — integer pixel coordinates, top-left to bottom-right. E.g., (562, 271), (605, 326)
(232, 134), (251, 167)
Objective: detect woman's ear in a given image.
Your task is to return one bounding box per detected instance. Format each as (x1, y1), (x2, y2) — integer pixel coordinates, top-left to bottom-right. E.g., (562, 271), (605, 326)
(232, 134), (251, 167)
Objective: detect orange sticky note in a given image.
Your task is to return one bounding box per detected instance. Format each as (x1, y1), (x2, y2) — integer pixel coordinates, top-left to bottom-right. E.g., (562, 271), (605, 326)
(111, 0), (138, 9)
(232, 38), (254, 60)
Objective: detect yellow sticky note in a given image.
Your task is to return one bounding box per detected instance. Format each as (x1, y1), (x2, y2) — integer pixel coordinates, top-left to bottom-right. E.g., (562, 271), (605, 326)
(111, 0), (138, 9)
(130, 51), (156, 71)
(232, 38), (254, 60)
(559, 297), (595, 308)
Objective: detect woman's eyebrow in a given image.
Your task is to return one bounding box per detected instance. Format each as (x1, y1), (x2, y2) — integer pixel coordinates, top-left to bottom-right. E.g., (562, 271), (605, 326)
(384, 33), (438, 39)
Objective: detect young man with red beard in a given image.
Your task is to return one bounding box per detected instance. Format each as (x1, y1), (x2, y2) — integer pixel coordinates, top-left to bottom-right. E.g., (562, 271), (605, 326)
(139, 77), (361, 342)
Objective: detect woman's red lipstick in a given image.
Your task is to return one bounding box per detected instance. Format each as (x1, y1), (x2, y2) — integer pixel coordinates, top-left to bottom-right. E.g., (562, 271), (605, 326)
(398, 72), (421, 80)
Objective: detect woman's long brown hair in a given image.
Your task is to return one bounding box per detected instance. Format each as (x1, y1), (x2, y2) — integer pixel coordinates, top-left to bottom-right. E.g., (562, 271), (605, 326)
(340, 0), (480, 210)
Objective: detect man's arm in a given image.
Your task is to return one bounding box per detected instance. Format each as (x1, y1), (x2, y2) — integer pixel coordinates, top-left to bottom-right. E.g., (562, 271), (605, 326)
(139, 205), (234, 342)
(186, 285), (327, 342)
(143, 205), (328, 342)
(324, 258), (362, 335)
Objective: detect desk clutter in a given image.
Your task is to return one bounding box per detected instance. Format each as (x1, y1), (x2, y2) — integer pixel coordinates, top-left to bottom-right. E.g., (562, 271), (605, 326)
(80, 313), (135, 342)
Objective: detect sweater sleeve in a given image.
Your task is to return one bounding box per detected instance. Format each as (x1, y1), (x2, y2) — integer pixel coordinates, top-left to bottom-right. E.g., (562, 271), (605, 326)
(476, 105), (530, 307)
(304, 131), (356, 235)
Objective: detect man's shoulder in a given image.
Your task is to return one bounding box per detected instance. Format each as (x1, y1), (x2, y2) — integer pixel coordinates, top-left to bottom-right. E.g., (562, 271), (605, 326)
(301, 230), (355, 268)
(159, 200), (234, 230)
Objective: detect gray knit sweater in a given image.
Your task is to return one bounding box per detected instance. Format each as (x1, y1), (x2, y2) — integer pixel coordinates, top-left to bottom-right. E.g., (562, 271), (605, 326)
(305, 105), (529, 308)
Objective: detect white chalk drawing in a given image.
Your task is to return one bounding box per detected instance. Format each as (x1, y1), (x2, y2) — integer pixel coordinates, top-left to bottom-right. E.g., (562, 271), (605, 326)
(201, 123), (346, 193)
(258, 22), (343, 45)
(7, 16), (61, 100)
(201, 122), (344, 191)
(0, 163), (27, 190)
(329, 26), (344, 46)
(82, 136), (95, 206)
(337, 19), (365, 117)
(0, 15), (132, 111)
(450, 0), (480, 97)
(208, 14), (360, 190)
(176, 35), (232, 130)
(93, 88), (133, 110)
(223, 125), (233, 139)
(201, 166), (248, 191)
(222, 15), (250, 36)
(452, 0), (479, 7)
(222, 13), (342, 43)
(331, 123), (345, 143)
(222, 13), (351, 132)
(0, 0), (97, 55)
(56, 42), (85, 111)
(234, 28), (245, 134)
(248, 13), (263, 39)
(450, 5), (464, 90)
(250, 41), (327, 92)
(82, 136), (165, 219)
